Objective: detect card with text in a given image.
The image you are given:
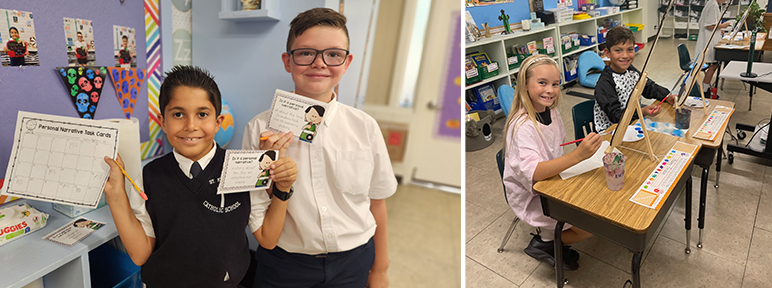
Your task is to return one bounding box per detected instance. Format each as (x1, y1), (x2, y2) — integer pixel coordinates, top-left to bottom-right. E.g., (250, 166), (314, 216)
(266, 89), (329, 144)
(218, 150), (278, 194)
(43, 217), (105, 246)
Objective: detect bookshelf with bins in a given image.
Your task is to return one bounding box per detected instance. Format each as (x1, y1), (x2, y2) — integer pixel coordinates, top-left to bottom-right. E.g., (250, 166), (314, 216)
(660, 0), (750, 40)
(464, 7), (644, 114)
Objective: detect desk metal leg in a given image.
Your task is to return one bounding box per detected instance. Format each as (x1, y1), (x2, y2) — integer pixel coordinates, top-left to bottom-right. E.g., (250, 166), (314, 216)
(749, 84), (754, 111)
(685, 175), (692, 254)
(698, 168), (708, 249)
(715, 142), (723, 188)
(632, 251), (643, 288)
(554, 221), (567, 288)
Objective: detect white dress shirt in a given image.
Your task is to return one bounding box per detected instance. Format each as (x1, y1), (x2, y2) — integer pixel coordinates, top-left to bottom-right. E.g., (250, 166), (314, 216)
(242, 94), (398, 254)
(132, 142), (270, 238)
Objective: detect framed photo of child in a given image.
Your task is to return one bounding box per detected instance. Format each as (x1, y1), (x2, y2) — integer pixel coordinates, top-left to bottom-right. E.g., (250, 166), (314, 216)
(266, 89), (330, 144)
(0, 9), (39, 66)
(218, 149), (279, 194)
(63, 18), (95, 67)
(113, 25), (136, 68)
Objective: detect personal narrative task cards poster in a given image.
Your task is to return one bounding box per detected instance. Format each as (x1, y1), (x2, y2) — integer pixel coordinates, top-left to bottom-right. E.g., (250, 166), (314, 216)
(266, 89), (329, 144)
(1, 111), (119, 208)
(218, 150), (279, 194)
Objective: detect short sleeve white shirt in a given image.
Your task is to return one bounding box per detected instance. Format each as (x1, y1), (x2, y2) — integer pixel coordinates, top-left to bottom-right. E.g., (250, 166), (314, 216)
(242, 94), (398, 254)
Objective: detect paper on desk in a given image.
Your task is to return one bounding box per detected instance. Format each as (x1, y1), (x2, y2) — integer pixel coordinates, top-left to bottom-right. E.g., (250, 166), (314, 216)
(559, 141), (620, 180)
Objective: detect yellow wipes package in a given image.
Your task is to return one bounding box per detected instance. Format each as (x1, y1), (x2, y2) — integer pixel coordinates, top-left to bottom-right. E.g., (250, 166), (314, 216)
(0, 203), (48, 246)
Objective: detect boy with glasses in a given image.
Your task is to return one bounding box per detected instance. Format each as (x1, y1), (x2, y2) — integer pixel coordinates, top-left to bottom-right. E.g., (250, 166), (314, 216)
(242, 7), (397, 288)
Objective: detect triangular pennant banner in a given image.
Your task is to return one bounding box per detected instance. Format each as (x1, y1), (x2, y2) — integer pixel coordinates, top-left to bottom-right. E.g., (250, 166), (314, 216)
(107, 67), (146, 119)
(56, 66), (108, 119)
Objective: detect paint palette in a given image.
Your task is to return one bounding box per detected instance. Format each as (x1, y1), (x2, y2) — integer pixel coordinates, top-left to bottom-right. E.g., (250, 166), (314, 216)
(623, 124), (645, 142)
(684, 97), (708, 108)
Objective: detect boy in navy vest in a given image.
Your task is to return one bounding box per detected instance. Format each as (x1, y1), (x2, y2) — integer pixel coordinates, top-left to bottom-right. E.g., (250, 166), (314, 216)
(243, 8), (397, 288)
(103, 65), (298, 288)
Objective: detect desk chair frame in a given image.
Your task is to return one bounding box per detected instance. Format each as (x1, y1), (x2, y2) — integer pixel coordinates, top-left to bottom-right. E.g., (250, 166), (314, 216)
(495, 149), (540, 253)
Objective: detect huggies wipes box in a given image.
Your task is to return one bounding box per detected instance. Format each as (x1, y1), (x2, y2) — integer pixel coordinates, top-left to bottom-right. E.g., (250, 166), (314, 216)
(0, 203), (48, 246)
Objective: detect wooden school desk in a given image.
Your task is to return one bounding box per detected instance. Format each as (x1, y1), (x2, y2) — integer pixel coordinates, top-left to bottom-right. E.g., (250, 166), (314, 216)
(533, 128), (701, 288)
(719, 61), (772, 162)
(713, 32), (768, 97)
(648, 99), (736, 249)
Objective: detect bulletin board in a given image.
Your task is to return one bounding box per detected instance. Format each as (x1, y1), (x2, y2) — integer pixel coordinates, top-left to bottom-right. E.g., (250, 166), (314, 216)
(0, 0), (149, 177)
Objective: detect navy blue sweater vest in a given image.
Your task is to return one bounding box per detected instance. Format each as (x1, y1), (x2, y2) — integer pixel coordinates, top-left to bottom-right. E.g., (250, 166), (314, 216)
(141, 147), (251, 288)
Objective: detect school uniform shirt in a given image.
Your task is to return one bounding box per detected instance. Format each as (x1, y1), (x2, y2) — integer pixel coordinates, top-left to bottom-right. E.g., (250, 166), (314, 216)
(503, 108), (571, 229)
(695, 0), (721, 63)
(593, 65), (669, 132)
(132, 142), (268, 238)
(139, 143), (261, 287)
(242, 93), (398, 254)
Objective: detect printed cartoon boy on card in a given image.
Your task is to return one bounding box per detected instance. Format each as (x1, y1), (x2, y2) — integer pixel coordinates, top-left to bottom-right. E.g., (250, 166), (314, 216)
(266, 89), (329, 144)
(300, 105), (325, 143)
(255, 151), (276, 188)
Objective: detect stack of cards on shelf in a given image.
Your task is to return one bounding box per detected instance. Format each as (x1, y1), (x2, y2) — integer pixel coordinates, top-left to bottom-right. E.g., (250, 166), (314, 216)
(43, 217), (105, 246)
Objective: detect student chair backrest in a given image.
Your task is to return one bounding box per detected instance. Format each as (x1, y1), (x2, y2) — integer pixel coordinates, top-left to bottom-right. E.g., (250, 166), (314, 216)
(572, 100), (596, 146)
(497, 84), (516, 117)
(496, 149), (509, 204)
(577, 51), (606, 88)
(677, 43), (692, 72)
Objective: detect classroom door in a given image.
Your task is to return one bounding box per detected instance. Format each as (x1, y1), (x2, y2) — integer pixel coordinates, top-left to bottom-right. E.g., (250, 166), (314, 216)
(407, 0), (461, 189)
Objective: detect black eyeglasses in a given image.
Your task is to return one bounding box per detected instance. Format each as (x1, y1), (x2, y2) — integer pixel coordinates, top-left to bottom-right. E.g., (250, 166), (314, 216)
(288, 48), (350, 66)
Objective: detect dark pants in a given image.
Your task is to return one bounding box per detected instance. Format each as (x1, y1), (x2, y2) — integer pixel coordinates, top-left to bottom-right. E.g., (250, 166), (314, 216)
(254, 238), (374, 288)
(9, 56), (24, 66)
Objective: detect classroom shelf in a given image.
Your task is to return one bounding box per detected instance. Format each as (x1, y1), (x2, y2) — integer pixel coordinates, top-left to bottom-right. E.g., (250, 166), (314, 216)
(218, 0), (280, 22)
(0, 201), (119, 288)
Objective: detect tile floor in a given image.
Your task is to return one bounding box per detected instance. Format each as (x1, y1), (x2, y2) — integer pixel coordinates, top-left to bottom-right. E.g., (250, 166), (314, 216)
(465, 38), (772, 287)
(388, 184), (462, 287)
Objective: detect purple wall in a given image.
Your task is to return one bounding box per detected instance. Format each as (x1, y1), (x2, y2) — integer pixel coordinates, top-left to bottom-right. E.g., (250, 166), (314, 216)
(0, 0), (147, 177)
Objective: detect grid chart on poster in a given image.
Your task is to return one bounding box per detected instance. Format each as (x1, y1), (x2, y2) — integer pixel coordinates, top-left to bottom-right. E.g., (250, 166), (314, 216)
(630, 141), (698, 210)
(3, 113), (119, 208)
(693, 106), (735, 141)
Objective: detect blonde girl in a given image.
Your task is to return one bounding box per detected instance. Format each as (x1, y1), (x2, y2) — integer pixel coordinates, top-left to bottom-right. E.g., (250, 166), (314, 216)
(502, 54), (600, 270)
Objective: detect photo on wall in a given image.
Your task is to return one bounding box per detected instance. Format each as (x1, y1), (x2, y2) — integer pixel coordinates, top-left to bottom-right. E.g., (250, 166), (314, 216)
(0, 9), (39, 66)
(63, 18), (95, 67)
(113, 25), (136, 68)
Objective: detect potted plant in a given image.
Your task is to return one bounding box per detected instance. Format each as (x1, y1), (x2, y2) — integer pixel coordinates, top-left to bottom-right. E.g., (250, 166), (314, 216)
(737, 1), (767, 33)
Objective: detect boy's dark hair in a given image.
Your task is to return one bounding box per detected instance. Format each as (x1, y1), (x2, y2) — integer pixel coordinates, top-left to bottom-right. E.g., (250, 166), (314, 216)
(605, 26), (635, 49)
(122, 35), (128, 40)
(287, 8), (349, 51)
(159, 65), (222, 116)
(76, 32), (83, 36)
(259, 150), (277, 162)
(305, 105), (325, 116)
(9, 27), (18, 33)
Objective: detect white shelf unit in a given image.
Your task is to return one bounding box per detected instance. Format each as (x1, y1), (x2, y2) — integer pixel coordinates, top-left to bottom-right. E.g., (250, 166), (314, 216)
(0, 201), (120, 288)
(218, 0), (280, 22)
(465, 7), (644, 92)
(660, 0), (749, 40)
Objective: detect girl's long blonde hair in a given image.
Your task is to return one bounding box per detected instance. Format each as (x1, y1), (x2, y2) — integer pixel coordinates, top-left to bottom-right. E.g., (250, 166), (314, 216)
(503, 54), (561, 153)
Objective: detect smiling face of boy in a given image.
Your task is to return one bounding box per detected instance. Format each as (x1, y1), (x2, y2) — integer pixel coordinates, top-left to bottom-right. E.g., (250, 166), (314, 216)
(606, 40), (636, 74)
(159, 86), (224, 162)
(282, 26), (353, 103)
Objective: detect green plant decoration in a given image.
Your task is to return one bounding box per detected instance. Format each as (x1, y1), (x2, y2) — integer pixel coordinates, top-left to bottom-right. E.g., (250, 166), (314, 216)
(737, 1), (767, 33)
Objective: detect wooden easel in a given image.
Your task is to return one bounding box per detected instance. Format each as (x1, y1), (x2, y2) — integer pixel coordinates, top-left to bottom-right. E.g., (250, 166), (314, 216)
(674, 2), (731, 115)
(605, 0), (677, 160)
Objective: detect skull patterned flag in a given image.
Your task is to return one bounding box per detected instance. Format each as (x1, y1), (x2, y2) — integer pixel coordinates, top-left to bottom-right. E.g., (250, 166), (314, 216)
(56, 66), (108, 119)
(107, 67), (146, 119)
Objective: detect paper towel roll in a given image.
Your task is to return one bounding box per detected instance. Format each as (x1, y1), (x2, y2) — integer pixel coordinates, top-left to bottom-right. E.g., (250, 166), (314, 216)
(104, 118), (144, 208)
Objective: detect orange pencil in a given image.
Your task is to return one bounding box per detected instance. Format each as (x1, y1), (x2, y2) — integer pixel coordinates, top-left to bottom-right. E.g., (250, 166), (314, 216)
(114, 159), (148, 201)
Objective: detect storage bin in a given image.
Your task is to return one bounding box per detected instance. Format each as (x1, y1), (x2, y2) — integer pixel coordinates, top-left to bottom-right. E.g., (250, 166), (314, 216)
(465, 67), (482, 85)
(507, 54), (521, 70)
(579, 35), (596, 46)
(89, 243), (142, 288)
(479, 61), (500, 79)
